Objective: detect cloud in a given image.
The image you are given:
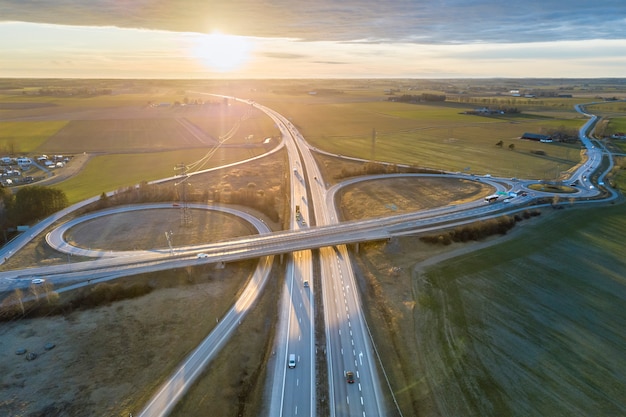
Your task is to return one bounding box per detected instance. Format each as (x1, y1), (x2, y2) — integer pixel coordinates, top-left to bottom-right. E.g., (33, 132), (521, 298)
(311, 61), (347, 65)
(262, 52), (308, 60)
(2, 0), (624, 44)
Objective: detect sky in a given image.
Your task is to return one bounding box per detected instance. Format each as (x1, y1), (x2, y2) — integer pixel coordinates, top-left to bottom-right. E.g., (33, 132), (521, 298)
(1, 0), (625, 79)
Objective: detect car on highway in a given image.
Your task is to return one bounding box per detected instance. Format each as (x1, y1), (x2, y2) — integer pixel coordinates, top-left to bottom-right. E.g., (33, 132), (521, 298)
(31, 278), (45, 285)
(196, 253), (208, 259)
(288, 354), (296, 368)
(303, 280), (309, 288)
(346, 370), (355, 383)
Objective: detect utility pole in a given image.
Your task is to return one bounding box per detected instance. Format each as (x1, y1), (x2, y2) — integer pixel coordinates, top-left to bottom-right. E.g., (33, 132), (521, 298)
(371, 128), (376, 160)
(165, 231), (174, 256)
(175, 163), (192, 226)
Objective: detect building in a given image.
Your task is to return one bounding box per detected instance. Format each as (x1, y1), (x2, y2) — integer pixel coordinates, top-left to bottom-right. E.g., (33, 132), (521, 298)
(520, 132), (551, 142)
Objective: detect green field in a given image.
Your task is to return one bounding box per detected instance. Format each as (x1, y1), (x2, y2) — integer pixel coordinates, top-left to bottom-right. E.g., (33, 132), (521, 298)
(0, 121), (68, 154)
(353, 202), (626, 417)
(55, 147), (269, 203)
(267, 100), (583, 177)
(412, 204), (626, 417)
(2, 79), (621, 190)
(606, 117), (626, 136)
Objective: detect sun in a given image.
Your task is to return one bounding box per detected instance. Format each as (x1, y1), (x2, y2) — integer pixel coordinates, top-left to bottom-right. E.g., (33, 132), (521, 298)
(192, 31), (252, 72)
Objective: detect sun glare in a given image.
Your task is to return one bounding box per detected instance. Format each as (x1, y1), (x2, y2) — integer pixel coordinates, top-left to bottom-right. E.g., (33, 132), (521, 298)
(192, 32), (252, 72)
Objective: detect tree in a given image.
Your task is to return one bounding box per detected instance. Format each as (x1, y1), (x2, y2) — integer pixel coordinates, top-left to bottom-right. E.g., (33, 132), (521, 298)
(508, 143), (515, 151)
(496, 140), (503, 147)
(7, 186), (68, 226)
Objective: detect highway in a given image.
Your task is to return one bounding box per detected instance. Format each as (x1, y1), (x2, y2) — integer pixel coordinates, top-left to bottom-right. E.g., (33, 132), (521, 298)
(271, 107), (388, 416)
(267, 113), (316, 417)
(0, 97), (618, 417)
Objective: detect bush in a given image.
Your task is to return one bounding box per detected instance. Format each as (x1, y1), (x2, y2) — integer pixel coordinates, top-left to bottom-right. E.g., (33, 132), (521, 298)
(419, 212), (539, 246)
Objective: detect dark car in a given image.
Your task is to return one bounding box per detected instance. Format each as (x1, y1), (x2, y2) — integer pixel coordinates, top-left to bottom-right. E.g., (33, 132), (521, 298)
(346, 371), (355, 383)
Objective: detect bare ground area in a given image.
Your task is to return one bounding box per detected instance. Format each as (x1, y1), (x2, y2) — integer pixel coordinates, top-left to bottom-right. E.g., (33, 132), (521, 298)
(65, 208), (258, 251)
(0, 260), (260, 417)
(337, 176), (492, 219)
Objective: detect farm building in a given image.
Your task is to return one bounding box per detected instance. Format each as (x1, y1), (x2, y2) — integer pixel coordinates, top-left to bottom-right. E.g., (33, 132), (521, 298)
(520, 132), (551, 142)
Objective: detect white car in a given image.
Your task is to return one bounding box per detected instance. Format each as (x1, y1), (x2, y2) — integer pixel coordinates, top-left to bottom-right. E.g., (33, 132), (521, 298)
(31, 278), (45, 285)
(196, 253), (209, 259)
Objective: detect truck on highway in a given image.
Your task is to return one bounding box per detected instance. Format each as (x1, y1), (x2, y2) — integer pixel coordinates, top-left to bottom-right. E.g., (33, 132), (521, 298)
(484, 194), (501, 203)
(484, 192), (511, 203)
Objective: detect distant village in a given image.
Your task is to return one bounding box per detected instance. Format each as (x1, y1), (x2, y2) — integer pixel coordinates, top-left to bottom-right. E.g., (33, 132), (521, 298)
(0, 154), (71, 187)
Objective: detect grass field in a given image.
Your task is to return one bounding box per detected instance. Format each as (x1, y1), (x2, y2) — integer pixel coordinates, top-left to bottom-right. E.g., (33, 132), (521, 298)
(352, 202), (626, 417)
(606, 117), (626, 136)
(0, 121), (68, 154)
(54, 146), (270, 203)
(241, 97), (584, 178)
(0, 89), (280, 200)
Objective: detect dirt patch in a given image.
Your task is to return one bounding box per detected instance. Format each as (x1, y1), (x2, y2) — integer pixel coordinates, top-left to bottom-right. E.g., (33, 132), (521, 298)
(65, 208), (257, 251)
(337, 176), (493, 220)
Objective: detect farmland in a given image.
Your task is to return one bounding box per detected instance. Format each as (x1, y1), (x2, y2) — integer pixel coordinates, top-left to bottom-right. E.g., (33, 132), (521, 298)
(1, 78), (625, 417)
(0, 79), (612, 196)
(237, 91), (586, 178)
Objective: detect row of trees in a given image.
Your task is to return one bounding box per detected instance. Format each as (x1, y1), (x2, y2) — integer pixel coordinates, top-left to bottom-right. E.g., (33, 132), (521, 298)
(420, 210), (541, 246)
(336, 161), (439, 180)
(37, 88), (112, 97)
(91, 180), (280, 223)
(1, 186), (68, 240)
(389, 93), (446, 103)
